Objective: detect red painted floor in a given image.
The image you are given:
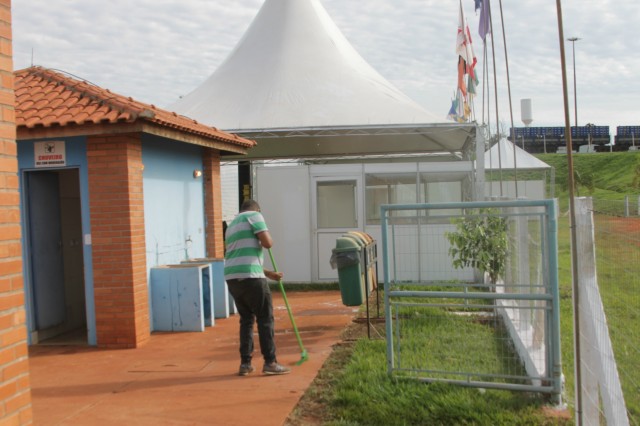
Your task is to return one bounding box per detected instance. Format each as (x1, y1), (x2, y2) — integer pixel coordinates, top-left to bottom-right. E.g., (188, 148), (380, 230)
(28, 290), (357, 426)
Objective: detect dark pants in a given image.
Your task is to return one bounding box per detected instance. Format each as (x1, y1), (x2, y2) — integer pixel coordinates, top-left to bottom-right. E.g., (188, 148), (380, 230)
(226, 278), (276, 365)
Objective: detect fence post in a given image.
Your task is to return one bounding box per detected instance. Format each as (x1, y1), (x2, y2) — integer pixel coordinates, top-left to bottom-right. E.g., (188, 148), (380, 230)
(575, 198), (598, 425)
(624, 195), (629, 217)
(575, 197), (630, 426)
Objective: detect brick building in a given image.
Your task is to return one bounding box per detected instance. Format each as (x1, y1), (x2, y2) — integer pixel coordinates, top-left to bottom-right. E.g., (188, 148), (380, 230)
(0, 0), (33, 423)
(15, 66), (254, 348)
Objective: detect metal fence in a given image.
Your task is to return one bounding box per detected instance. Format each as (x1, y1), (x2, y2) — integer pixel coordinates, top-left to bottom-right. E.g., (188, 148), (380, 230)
(380, 200), (562, 403)
(592, 196), (640, 217)
(576, 197), (639, 425)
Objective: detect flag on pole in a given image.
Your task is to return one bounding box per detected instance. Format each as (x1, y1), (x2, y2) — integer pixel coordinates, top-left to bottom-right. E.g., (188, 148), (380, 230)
(447, 96), (459, 122)
(448, 0), (477, 123)
(447, 92), (467, 123)
(457, 57), (467, 97)
(476, 0), (491, 41)
(456, 4), (477, 81)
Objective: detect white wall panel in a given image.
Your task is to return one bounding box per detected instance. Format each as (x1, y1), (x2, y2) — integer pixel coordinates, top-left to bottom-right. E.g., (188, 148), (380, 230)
(256, 166), (311, 282)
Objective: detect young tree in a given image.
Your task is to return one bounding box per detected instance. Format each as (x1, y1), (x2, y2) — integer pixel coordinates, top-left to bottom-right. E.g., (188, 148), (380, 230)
(446, 208), (508, 285)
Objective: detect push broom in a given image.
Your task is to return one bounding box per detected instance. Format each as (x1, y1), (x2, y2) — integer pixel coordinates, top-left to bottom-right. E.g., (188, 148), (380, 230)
(268, 248), (309, 365)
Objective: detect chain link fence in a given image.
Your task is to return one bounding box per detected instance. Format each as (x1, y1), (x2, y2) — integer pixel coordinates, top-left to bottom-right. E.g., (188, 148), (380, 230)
(592, 196), (640, 217)
(579, 197), (639, 425)
(381, 200), (562, 402)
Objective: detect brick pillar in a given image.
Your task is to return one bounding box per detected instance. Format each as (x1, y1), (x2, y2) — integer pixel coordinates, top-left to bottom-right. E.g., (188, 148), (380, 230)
(0, 0), (34, 424)
(203, 149), (224, 258)
(87, 134), (149, 348)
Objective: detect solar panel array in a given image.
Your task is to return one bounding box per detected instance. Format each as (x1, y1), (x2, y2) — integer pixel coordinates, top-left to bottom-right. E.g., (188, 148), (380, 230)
(505, 125), (640, 153)
(511, 126), (610, 139)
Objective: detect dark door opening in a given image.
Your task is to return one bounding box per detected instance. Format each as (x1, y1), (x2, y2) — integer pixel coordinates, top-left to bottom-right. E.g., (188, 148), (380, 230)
(25, 169), (87, 345)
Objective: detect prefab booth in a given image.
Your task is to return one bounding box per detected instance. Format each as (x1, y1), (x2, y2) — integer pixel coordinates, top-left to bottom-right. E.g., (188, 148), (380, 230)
(15, 67), (254, 347)
(484, 138), (554, 200)
(228, 123), (485, 284)
(168, 0), (487, 284)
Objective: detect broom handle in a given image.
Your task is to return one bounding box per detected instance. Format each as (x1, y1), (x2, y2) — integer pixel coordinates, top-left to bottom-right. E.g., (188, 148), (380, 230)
(267, 248), (305, 351)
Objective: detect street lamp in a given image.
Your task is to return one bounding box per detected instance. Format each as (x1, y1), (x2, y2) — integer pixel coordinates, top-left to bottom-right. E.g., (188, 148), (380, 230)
(586, 123), (594, 152)
(567, 37), (581, 129)
(537, 131), (547, 154)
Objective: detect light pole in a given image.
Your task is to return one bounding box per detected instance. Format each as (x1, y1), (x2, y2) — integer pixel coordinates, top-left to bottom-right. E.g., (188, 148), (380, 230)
(568, 37), (581, 130)
(538, 132), (547, 154)
(586, 123), (594, 152)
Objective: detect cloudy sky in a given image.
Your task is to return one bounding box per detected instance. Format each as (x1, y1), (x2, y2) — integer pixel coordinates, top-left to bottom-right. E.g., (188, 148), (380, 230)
(12, 0), (639, 138)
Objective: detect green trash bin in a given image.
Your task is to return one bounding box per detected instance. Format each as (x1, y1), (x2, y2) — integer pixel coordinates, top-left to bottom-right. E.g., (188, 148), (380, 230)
(331, 236), (365, 306)
(345, 231), (376, 291)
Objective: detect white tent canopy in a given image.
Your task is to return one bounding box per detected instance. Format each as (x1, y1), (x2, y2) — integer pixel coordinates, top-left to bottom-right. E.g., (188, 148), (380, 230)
(170, 0), (477, 160)
(483, 138), (554, 200)
(168, 0), (486, 281)
(171, 0), (441, 130)
(485, 138), (551, 170)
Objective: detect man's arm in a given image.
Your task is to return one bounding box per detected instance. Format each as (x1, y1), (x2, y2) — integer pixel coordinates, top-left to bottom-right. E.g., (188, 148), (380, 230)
(256, 230), (274, 248)
(264, 270), (284, 281)
(256, 231), (282, 281)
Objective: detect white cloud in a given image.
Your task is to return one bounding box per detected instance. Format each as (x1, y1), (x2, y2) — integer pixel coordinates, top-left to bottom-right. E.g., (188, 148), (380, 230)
(12, 0), (640, 132)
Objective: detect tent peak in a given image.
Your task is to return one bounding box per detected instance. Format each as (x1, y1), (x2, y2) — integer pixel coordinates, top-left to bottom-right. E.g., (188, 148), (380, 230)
(171, 0), (442, 130)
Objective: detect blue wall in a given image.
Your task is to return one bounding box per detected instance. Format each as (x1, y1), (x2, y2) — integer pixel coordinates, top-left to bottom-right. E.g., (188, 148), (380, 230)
(18, 134), (208, 342)
(142, 135), (206, 270)
(17, 136), (96, 345)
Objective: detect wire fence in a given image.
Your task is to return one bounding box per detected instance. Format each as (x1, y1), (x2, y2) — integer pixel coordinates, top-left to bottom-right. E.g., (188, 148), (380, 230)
(376, 196), (638, 423)
(381, 200), (562, 401)
(580, 198), (639, 425)
(592, 196), (640, 217)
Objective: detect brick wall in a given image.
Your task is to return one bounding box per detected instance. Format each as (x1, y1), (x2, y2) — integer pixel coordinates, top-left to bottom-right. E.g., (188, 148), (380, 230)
(203, 149), (224, 258)
(0, 0), (34, 423)
(87, 134), (149, 348)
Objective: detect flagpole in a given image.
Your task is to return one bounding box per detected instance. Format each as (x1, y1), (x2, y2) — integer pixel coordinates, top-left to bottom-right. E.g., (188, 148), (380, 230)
(567, 37), (581, 129)
(487, 0), (503, 196)
(478, 0), (493, 196)
(556, 1), (583, 423)
(497, 0), (518, 198)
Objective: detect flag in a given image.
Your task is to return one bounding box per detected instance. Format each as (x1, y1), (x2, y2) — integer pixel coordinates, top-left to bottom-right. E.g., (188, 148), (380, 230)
(447, 93), (466, 123)
(457, 57), (467, 97)
(456, 4), (477, 81)
(447, 97), (459, 121)
(449, 0), (477, 123)
(476, 0), (491, 41)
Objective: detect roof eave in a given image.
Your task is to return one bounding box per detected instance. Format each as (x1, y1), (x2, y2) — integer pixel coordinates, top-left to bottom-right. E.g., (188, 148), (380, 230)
(16, 121), (254, 154)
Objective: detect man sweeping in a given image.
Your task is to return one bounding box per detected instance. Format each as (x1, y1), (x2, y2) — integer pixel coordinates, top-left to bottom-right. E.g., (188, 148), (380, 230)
(224, 199), (291, 376)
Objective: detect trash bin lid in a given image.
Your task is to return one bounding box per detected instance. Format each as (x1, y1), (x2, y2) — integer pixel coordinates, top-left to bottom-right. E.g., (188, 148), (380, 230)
(350, 231), (372, 245)
(334, 236), (362, 251)
(344, 232), (367, 247)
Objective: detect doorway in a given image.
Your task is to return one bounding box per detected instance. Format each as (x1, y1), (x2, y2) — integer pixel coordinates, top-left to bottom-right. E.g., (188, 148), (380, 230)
(312, 176), (363, 281)
(24, 169), (87, 344)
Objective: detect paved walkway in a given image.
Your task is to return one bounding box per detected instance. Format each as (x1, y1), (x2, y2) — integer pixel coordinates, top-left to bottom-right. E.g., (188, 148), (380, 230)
(28, 290), (357, 425)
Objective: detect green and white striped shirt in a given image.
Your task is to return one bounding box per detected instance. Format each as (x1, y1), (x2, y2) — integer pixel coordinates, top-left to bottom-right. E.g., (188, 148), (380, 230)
(224, 211), (268, 280)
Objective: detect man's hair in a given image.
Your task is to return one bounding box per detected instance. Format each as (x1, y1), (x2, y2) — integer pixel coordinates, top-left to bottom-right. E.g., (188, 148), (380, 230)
(240, 199), (261, 212)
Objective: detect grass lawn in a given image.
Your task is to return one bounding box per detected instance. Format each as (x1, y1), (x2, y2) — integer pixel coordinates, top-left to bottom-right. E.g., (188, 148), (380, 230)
(287, 298), (571, 426)
(286, 153), (639, 425)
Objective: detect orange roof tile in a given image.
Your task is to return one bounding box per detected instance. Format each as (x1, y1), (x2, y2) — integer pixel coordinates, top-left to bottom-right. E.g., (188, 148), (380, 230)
(14, 66), (255, 149)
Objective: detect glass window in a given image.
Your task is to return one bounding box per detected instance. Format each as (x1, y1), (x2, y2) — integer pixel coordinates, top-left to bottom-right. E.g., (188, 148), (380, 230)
(420, 173), (463, 220)
(365, 173), (417, 225)
(317, 180), (357, 228)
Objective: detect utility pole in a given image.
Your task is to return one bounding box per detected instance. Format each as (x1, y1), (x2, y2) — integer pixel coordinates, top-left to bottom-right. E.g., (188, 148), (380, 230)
(568, 37), (581, 129)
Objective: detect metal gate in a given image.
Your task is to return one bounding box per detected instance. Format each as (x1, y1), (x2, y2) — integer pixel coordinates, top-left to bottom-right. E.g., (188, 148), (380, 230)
(380, 199), (562, 404)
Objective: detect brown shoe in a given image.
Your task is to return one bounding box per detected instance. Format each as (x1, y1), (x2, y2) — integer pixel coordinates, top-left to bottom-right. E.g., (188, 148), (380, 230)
(238, 363), (254, 376)
(262, 362), (291, 375)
